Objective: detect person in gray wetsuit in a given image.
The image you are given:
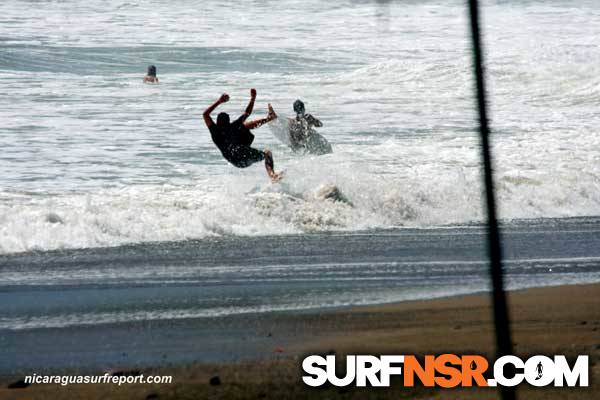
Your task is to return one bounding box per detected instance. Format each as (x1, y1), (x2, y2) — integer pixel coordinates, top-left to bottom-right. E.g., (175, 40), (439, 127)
(268, 100), (332, 155)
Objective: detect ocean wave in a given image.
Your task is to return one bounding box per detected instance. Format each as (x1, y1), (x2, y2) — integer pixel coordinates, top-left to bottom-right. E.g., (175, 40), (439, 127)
(1, 154), (598, 255)
(0, 45), (322, 74)
(2, 0), (599, 255)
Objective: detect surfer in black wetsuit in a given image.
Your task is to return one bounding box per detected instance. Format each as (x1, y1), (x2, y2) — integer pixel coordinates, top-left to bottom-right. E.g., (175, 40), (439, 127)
(268, 100), (332, 155)
(203, 89), (283, 182)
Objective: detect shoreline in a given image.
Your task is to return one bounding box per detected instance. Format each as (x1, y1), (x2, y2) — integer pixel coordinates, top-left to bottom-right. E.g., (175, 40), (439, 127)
(2, 282), (599, 399)
(2, 215), (600, 257)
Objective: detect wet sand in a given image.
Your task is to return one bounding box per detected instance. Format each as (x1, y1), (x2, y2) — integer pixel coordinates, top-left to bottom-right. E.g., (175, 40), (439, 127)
(2, 283), (599, 399)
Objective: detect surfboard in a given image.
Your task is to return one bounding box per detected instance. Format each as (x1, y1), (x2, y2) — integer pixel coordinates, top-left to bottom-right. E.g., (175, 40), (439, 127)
(269, 118), (291, 146)
(269, 118), (332, 155)
(304, 132), (332, 155)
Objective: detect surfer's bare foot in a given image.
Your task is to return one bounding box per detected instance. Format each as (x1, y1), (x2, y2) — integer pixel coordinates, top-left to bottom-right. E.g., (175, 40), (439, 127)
(267, 103), (277, 120)
(270, 171), (284, 183)
(263, 149), (282, 182)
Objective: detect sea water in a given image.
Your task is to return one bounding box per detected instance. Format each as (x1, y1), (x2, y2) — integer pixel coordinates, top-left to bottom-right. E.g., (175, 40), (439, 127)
(1, 0), (599, 253)
(1, 0), (600, 370)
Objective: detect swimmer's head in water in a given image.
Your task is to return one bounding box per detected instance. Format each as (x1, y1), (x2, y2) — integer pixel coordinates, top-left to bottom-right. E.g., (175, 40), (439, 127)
(293, 99), (305, 115)
(217, 112), (230, 127)
(147, 65), (157, 76)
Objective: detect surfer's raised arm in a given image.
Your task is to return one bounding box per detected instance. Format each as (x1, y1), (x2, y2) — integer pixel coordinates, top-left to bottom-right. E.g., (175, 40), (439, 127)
(238, 88), (257, 123)
(203, 93), (229, 127)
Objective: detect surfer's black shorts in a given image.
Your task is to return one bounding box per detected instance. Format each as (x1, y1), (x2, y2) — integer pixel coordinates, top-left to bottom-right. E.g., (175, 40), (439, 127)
(224, 145), (265, 168)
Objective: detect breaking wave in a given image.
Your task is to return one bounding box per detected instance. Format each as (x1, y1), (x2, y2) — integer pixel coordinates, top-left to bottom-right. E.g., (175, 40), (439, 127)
(1, 146), (599, 255)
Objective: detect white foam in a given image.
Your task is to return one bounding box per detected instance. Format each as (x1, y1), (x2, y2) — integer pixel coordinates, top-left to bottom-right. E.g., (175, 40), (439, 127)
(1, 145), (598, 255)
(1, 0), (599, 254)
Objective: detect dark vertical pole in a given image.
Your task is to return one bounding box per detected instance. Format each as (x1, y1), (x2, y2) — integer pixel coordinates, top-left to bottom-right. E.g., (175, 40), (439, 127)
(466, 1), (515, 399)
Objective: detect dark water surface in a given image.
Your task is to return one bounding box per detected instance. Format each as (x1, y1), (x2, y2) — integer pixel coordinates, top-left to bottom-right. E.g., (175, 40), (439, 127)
(1, 217), (600, 373)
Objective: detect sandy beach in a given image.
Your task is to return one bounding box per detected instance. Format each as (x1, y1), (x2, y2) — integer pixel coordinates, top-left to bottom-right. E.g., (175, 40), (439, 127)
(2, 282), (598, 399)
(3, 1), (599, 399)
